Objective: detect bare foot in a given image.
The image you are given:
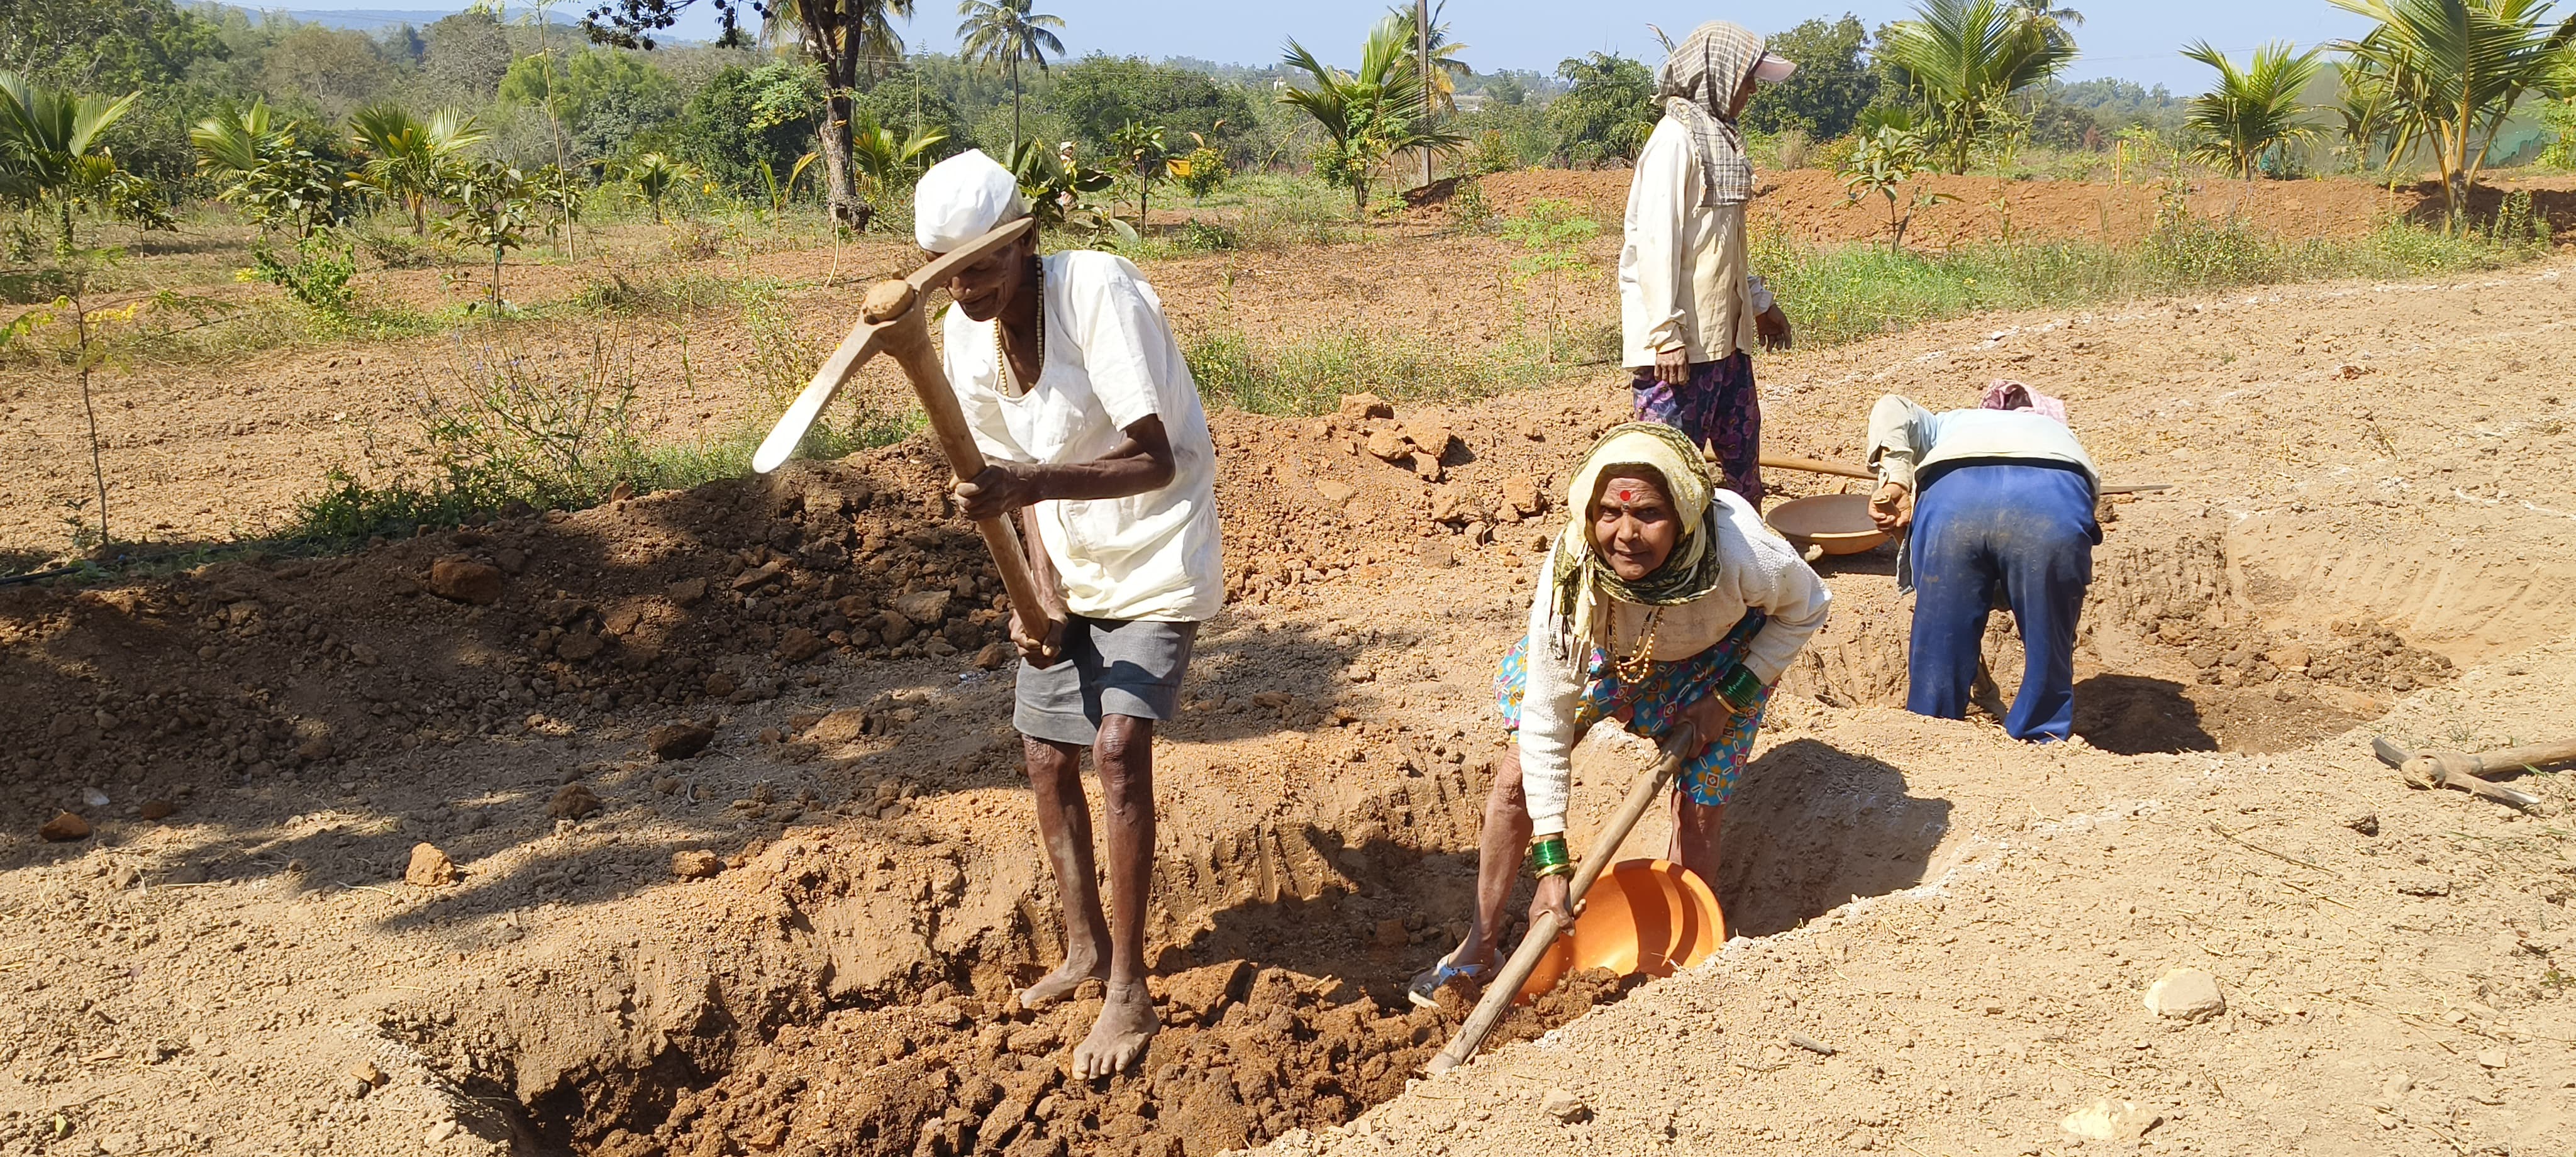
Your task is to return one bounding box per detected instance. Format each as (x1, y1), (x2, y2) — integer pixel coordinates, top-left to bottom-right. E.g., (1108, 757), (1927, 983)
(1072, 981), (1158, 1080)
(1018, 955), (1106, 1009)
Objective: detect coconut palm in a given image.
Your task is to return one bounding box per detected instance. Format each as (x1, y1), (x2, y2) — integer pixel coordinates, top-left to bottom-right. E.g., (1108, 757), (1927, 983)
(1389, 2), (1474, 113)
(2182, 41), (2325, 180)
(0, 70), (141, 248)
(1877, 0), (2077, 174)
(2332, 0), (2576, 227)
(955, 0), (1065, 145)
(348, 103), (489, 235)
(1280, 16), (1465, 215)
(622, 151), (697, 223)
(2332, 60), (2401, 174)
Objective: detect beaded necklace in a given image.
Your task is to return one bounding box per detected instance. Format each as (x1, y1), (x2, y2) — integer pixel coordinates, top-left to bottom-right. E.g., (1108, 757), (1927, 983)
(993, 254), (1045, 397)
(1612, 606), (1665, 690)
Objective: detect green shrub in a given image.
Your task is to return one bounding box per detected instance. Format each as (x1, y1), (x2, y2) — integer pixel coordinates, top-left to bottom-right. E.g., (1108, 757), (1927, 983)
(246, 233), (357, 316)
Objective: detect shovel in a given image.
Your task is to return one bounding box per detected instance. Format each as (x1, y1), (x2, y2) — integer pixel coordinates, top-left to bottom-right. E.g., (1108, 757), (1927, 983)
(1425, 722), (1699, 1076)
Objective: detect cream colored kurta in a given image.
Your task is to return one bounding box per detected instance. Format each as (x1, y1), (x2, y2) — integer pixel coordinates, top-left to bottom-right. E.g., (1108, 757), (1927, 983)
(1618, 116), (1772, 368)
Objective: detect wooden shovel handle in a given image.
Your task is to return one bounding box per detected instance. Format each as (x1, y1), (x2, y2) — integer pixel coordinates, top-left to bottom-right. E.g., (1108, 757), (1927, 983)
(2471, 736), (2576, 775)
(1426, 722), (1700, 1076)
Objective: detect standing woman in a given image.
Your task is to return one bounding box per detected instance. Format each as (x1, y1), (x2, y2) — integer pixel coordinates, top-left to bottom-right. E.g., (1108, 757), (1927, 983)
(1622, 21), (1798, 505)
(1411, 423), (1830, 1003)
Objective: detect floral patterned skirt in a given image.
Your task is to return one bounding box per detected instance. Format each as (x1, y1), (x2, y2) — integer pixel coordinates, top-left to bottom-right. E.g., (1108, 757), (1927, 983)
(1493, 611), (1774, 807)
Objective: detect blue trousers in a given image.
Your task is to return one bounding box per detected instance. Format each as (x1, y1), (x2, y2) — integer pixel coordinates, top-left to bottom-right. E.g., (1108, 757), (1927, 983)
(1906, 463), (2099, 741)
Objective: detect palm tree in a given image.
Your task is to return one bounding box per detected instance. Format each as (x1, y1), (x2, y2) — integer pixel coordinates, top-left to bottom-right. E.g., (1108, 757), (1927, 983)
(2014, 0), (2085, 28)
(1389, 2), (1473, 113)
(848, 111), (946, 194)
(347, 104), (489, 235)
(623, 152), (699, 223)
(0, 70), (140, 249)
(2182, 41), (2325, 180)
(956, 0), (1065, 145)
(2332, 0), (2576, 227)
(1877, 0), (2077, 173)
(2332, 60), (2399, 174)
(1280, 16), (1465, 215)
(192, 99), (342, 237)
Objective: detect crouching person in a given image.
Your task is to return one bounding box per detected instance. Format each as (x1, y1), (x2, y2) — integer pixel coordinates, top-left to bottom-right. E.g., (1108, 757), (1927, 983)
(1412, 423), (1829, 1003)
(1867, 383), (2101, 742)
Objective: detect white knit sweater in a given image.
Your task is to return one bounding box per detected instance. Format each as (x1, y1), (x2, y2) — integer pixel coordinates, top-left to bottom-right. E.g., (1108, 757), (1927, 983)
(1518, 490), (1831, 836)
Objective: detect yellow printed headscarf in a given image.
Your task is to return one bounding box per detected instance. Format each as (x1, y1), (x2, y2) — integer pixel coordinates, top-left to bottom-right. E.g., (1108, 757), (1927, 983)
(1546, 423), (1727, 655)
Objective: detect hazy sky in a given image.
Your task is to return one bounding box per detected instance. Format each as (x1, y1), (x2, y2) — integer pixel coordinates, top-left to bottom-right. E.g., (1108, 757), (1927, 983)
(277, 0), (2375, 92)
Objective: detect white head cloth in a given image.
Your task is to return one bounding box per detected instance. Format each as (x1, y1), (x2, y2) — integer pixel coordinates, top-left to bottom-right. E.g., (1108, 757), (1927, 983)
(914, 149), (1028, 252)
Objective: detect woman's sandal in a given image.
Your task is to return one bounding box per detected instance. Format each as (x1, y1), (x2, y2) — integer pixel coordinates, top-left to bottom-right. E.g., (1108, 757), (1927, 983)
(1405, 948), (1489, 1010)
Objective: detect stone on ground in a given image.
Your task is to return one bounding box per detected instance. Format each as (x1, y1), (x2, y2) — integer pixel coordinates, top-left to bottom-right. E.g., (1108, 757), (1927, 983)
(1539, 1087), (1589, 1124)
(670, 850), (723, 879)
(547, 783), (601, 820)
(38, 811), (91, 842)
(2143, 967), (2225, 1022)
(404, 843), (460, 887)
(427, 558), (504, 604)
(648, 722), (714, 760)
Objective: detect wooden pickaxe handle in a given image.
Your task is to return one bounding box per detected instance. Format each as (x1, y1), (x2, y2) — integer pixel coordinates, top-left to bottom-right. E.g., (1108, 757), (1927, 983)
(2465, 737), (2576, 776)
(1426, 722), (1701, 1077)
(752, 217), (1062, 660)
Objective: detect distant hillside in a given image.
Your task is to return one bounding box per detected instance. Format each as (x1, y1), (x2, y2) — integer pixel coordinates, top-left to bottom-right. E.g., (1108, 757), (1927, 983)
(208, 4), (581, 33)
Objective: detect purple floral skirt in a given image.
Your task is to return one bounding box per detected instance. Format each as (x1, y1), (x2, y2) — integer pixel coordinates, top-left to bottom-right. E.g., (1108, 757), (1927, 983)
(1632, 352), (1763, 505)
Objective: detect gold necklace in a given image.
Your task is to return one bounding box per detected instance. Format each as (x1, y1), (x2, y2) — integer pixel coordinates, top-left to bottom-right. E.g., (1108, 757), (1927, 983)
(993, 255), (1044, 397)
(1613, 606), (1664, 688)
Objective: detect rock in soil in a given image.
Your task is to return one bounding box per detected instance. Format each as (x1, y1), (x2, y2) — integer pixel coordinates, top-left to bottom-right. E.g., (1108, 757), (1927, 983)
(2341, 809), (2379, 836)
(2143, 967), (2226, 1022)
(427, 558), (504, 604)
(38, 811), (91, 841)
(547, 783), (601, 820)
(404, 842), (460, 887)
(137, 799), (175, 821)
(1540, 1087), (1589, 1123)
(648, 722), (715, 760)
(670, 850), (724, 879)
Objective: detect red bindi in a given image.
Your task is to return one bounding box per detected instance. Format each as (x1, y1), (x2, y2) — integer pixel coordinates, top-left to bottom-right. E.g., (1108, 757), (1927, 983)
(1615, 488), (1636, 503)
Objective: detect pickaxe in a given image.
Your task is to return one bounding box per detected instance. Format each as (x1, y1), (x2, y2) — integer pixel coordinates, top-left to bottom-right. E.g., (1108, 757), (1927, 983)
(2369, 735), (2567, 809)
(752, 216), (1063, 661)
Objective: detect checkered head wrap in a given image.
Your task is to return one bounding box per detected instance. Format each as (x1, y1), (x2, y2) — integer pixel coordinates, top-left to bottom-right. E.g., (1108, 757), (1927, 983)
(1655, 21), (1763, 207)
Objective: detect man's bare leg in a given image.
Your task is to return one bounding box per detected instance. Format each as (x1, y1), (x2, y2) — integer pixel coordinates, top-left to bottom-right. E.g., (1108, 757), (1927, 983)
(1667, 794), (1725, 892)
(1019, 735), (1109, 1007)
(1073, 714), (1158, 1079)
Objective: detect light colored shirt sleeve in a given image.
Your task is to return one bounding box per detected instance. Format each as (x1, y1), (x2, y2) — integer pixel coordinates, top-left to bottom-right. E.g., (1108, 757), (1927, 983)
(1865, 394), (1938, 490)
(1714, 501), (1833, 684)
(1746, 274), (1774, 317)
(1070, 256), (1169, 431)
(1625, 127), (1694, 357)
(1516, 549), (1587, 838)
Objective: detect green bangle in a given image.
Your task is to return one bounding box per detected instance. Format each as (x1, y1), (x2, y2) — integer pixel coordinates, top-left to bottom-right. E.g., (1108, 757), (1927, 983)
(1526, 836), (1572, 878)
(1718, 664), (1763, 712)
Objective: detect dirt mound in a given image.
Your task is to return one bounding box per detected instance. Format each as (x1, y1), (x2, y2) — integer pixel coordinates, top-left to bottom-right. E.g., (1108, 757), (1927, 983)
(1468, 167), (2576, 248)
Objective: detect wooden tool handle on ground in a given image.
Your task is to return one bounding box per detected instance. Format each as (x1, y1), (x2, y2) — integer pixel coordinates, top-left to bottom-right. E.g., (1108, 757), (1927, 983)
(870, 286), (1065, 656)
(2469, 737), (2576, 775)
(1760, 453), (2167, 495)
(1425, 722), (1700, 1077)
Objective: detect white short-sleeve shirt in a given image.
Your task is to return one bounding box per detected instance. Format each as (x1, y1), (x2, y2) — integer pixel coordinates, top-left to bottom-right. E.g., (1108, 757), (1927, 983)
(938, 250), (1224, 623)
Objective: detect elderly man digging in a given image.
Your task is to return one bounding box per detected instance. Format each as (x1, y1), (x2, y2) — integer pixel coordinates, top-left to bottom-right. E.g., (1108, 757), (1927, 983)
(916, 150), (1224, 1077)
(1867, 382), (2101, 741)
(1412, 423), (1830, 1004)
(1623, 20), (1797, 502)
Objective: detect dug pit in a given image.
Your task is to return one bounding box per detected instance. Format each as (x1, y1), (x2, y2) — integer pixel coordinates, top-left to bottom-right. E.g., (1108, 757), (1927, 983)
(1780, 518), (2460, 756)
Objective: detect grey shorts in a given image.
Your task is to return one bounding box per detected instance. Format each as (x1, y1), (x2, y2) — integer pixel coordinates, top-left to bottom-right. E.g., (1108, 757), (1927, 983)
(1013, 616), (1200, 746)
